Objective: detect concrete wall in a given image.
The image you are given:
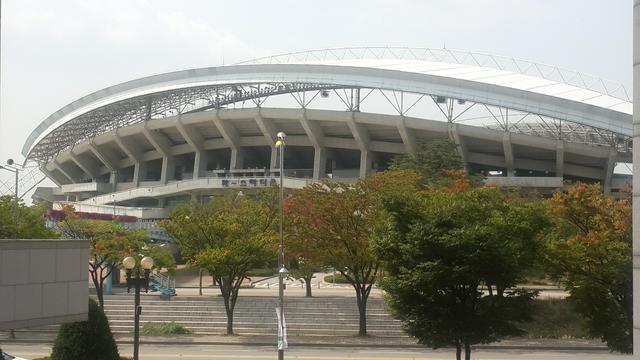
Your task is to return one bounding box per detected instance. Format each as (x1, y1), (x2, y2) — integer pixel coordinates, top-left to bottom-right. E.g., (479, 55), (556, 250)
(633, 0), (640, 355)
(0, 239), (89, 330)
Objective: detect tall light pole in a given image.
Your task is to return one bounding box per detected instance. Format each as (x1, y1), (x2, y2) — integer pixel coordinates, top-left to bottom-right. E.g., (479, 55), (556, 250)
(0, 158), (23, 238)
(275, 131), (288, 359)
(122, 255), (154, 360)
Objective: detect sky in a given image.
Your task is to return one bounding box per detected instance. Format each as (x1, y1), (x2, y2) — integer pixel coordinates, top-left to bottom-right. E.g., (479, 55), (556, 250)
(0, 0), (633, 196)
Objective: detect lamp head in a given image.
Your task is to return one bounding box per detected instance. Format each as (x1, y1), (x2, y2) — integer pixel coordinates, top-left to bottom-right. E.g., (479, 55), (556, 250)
(6, 159), (13, 166)
(279, 266), (288, 274)
(122, 256), (136, 270)
(140, 256), (154, 270)
(276, 132), (286, 141)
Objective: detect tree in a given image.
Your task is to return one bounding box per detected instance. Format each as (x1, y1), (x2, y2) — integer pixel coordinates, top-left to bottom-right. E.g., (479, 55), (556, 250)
(160, 190), (277, 335)
(284, 201), (325, 297)
(0, 195), (56, 239)
(544, 183), (632, 353)
(375, 187), (549, 360)
(51, 298), (119, 360)
(390, 140), (463, 184)
(57, 206), (175, 308)
(286, 170), (421, 335)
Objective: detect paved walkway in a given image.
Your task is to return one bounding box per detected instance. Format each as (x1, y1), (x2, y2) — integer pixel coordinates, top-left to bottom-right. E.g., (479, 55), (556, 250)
(0, 331), (607, 351)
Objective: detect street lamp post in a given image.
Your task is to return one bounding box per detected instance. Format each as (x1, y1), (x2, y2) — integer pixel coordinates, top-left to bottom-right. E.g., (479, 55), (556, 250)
(122, 255), (154, 360)
(275, 132), (288, 360)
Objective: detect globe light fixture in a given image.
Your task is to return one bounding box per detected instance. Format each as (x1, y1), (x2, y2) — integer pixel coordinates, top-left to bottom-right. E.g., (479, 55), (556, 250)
(122, 255), (154, 360)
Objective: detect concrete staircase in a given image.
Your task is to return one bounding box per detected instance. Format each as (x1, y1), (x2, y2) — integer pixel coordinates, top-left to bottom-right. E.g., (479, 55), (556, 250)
(16, 295), (407, 338)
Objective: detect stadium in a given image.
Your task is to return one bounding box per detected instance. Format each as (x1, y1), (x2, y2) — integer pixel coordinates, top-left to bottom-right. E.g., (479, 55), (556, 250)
(22, 47), (633, 228)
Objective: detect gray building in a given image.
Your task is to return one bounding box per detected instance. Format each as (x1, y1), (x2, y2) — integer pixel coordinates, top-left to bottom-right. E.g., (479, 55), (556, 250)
(22, 47), (632, 223)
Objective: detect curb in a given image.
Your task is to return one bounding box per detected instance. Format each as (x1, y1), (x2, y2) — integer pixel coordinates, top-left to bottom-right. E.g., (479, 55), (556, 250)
(0, 338), (610, 352)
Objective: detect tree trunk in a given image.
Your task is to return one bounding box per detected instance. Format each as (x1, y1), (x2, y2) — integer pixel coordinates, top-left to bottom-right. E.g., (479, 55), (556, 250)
(464, 342), (471, 360)
(91, 272), (105, 308)
(456, 344), (462, 360)
(356, 290), (368, 336)
(199, 269), (203, 296)
(304, 276), (312, 297)
(226, 308), (234, 335)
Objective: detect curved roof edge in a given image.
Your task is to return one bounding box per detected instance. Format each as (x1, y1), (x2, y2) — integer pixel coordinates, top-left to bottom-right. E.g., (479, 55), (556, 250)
(23, 52), (633, 160)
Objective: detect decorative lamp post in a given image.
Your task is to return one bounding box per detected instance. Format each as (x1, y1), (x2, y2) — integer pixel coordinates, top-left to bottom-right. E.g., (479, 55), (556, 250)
(122, 256), (154, 360)
(275, 131), (288, 359)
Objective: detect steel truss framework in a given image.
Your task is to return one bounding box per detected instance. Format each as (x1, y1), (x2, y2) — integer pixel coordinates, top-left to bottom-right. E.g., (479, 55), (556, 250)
(27, 81), (632, 166)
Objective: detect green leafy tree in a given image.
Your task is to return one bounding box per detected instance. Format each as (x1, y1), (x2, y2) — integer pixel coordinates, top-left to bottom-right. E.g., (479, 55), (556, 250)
(51, 298), (119, 360)
(160, 190), (277, 335)
(390, 140), (463, 184)
(57, 206), (175, 307)
(376, 187), (549, 360)
(0, 195), (56, 239)
(545, 183), (632, 353)
(287, 170), (422, 335)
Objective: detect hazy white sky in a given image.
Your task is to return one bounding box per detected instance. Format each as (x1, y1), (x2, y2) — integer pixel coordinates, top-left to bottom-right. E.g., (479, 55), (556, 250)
(0, 0), (632, 193)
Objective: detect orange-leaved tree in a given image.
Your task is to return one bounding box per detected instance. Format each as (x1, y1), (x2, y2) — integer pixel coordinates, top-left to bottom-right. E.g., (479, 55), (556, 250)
(545, 183), (632, 353)
(286, 169), (421, 335)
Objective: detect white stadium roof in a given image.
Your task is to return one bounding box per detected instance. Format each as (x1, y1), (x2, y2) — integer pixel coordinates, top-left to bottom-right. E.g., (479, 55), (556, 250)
(23, 47), (632, 162)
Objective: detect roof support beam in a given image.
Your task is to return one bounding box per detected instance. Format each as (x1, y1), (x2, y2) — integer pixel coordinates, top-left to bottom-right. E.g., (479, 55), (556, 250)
(88, 142), (118, 173)
(299, 111), (325, 148)
(40, 166), (64, 187)
(53, 160), (79, 184)
(176, 116), (206, 179)
(397, 116), (417, 155)
(176, 116), (204, 153)
(255, 111), (279, 169)
(212, 111), (244, 169)
(502, 132), (515, 176)
(347, 113), (371, 152)
(69, 151), (98, 179)
(142, 125), (172, 158)
(114, 130), (143, 164)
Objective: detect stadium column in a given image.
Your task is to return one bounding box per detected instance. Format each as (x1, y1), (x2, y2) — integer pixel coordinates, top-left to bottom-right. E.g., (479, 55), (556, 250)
(555, 140), (564, 178)
(88, 142), (119, 188)
(212, 111), (244, 170)
(502, 132), (515, 177)
(254, 111), (278, 170)
(347, 112), (372, 178)
(448, 123), (470, 174)
(142, 124), (174, 184)
(603, 148), (617, 195)
(114, 131), (145, 186)
(176, 116), (207, 179)
(632, 0), (640, 354)
(299, 111), (327, 180)
(397, 116), (417, 155)
(313, 147), (327, 180)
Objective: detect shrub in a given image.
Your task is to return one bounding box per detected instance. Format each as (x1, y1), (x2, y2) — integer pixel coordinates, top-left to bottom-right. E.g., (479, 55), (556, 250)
(141, 322), (192, 335)
(323, 273), (351, 284)
(518, 298), (590, 339)
(51, 298), (119, 360)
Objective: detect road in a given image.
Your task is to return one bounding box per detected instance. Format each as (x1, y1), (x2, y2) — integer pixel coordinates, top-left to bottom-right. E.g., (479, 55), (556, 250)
(0, 343), (631, 360)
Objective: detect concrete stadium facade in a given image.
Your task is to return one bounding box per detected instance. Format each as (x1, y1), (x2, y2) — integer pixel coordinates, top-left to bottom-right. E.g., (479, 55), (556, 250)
(23, 47), (632, 221)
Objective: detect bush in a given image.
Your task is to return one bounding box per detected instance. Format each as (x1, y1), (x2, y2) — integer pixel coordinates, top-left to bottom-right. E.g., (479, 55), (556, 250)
(51, 298), (120, 360)
(141, 322), (192, 335)
(246, 267), (277, 277)
(518, 298), (590, 339)
(323, 273), (351, 284)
